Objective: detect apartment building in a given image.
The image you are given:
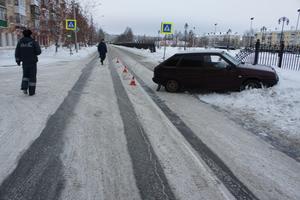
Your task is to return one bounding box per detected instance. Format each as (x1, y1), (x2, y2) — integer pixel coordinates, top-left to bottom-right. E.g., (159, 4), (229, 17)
(206, 33), (242, 48)
(256, 30), (300, 46)
(0, 0), (66, 47)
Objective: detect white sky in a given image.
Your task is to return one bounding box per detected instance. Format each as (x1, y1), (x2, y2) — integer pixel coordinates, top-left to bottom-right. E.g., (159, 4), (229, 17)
(80, 0), (300, 36)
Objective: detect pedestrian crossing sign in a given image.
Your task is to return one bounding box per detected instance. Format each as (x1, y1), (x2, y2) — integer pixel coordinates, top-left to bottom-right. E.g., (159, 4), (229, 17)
(161, 22), (173, 34)
(66, 19), (77, 31)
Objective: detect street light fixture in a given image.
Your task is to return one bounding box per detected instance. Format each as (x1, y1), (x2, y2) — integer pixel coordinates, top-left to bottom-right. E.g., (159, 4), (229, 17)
(214, 23), (217, 34)
(278, 16), (289, 44)
(249, 17), (254, 47)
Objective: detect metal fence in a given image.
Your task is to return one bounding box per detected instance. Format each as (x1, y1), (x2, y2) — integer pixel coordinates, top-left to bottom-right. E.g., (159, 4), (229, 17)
(235, 40), (300, 70)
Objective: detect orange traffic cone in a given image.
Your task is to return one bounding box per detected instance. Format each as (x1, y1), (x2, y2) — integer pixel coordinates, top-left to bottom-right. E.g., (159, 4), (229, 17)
(129, 76), (136, 86)
(123, 66), (128, 73)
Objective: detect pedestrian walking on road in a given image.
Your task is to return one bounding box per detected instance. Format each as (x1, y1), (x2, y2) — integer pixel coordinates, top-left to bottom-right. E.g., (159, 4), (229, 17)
(97, 39), (107, 65)
(15, 29), (41, 96)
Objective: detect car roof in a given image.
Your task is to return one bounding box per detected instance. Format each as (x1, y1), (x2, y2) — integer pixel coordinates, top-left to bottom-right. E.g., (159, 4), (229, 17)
(174, 49), (226, 56)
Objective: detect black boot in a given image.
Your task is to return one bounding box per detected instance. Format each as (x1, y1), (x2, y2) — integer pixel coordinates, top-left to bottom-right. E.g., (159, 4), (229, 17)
(29, 83), (36, 96)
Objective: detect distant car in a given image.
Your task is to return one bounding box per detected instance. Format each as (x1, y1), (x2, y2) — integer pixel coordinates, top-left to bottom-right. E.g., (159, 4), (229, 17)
(152, 50), (279, 92)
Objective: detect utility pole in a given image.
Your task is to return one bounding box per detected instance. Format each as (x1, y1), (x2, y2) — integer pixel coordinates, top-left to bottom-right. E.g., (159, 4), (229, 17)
(73, 0), (78, 53)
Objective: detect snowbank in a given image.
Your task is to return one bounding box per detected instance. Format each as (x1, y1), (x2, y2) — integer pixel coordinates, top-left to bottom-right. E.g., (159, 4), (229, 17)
(0, 45), (97, 67)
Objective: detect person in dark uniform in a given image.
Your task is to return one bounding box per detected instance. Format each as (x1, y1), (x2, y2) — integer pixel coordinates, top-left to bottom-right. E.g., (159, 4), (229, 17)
(97, 39), (107, 65)
(15, 29), (41, 96)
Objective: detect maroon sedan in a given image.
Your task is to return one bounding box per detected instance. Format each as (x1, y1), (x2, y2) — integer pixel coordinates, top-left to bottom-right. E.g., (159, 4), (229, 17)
(152, 50), (279, 92)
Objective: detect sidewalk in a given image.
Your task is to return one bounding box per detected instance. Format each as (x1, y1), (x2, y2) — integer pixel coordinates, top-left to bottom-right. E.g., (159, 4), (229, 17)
(0, 50), (97, 185)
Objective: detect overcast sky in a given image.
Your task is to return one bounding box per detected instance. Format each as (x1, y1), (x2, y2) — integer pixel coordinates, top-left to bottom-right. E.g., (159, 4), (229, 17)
(80, 0), (300, 36)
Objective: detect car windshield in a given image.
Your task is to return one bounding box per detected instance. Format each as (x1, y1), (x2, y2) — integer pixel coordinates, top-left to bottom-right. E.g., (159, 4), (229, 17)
(221, 52), (240, 66)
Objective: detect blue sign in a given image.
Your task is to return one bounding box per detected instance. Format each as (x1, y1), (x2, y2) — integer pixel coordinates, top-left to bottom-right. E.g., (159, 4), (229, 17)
(163, 24), (171, 32)
(68, 21), (75, 28)
(66, 19), (77, 30)
(161, 22), (173, 34)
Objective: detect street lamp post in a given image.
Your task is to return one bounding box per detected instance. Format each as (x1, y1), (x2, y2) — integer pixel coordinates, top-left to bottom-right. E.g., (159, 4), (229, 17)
(278, 16), (290, 44)
(72, 0), (78, 53)
(249, 17), (254, 47)
(184, 23), (188, 50)
(214, 23), (217, 47)
(157, 30), (160, 48)
(192, 27), (196, 47)
(295, 9), (300, 45)
(227, 28), (232, 50)
(260, 26), (267, 44)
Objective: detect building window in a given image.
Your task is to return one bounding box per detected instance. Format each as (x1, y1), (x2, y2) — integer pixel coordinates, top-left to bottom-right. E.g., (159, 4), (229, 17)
(0, 7), (7, 21)
(0, 0), (5, 7)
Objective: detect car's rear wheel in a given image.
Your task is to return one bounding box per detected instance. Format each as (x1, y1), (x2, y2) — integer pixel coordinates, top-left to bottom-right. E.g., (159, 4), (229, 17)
(165, 80), (180, 92)
(242, 80), (262, 90)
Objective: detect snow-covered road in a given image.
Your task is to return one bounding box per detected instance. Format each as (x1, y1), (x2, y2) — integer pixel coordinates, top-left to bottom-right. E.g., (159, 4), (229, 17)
(0, 45), (299, 200)
(111, 46), (300, 200)
(0, 51), (96, 184)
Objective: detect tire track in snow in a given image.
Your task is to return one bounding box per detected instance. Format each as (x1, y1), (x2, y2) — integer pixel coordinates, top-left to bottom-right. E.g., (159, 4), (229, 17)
(112, 48), (259, 200)
(116, 47), (300, 163)
(108, 53), (176, 200)
(0, 55), (98, 200)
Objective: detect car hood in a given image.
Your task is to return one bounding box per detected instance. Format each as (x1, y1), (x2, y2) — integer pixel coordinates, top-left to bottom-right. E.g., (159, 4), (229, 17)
(238, 63), (275, 73)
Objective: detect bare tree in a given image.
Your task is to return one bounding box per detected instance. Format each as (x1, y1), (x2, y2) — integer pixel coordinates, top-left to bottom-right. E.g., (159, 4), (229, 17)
(115, 27), (134, 43)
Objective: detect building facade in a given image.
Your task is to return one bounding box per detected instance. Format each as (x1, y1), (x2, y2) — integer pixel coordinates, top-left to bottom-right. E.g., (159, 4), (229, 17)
(0, 0), (66, 47)
(255, 30), (300, 46)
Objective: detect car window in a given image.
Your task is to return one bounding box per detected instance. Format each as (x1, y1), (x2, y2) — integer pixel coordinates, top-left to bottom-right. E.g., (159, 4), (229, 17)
(222, 52), (240, 65)
(163, 55), (181, 66)
(204, 55), (229, 69)
(178, 54), (204, 67)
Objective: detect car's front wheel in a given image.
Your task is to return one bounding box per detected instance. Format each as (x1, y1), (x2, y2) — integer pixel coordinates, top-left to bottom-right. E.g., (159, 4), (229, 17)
(165, 80), (180, 92)
(241, 79), (262, 90)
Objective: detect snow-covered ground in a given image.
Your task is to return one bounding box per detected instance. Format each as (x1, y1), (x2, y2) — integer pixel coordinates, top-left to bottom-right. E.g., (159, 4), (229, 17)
(114, 45), (300, 158)
(0, 46), (97, 184)
(1, 44), (299, 199)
